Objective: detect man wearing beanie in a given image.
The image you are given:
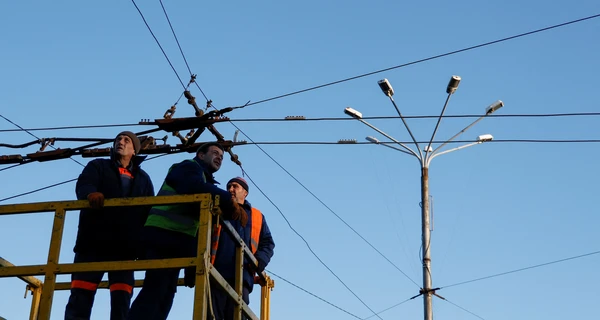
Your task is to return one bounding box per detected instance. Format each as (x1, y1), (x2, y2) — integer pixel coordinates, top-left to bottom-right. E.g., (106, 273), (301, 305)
(209, 176), (275, 319)
(128, 142), (247, 320)
(65, 131), (155, 320)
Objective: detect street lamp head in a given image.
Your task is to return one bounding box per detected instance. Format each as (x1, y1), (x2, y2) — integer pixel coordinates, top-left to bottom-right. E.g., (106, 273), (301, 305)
(377, 79), (395, 97)
(485, 100), (504, 115)
(446, 75), (461, 94)
(344, 107), (363, 119)
(477, 134), (494, 143)
(366, 136), (380, 144)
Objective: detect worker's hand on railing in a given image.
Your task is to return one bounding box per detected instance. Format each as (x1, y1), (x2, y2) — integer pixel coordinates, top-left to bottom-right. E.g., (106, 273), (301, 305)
(248, 258), (266, 276)
(87, 192), (105, 209)
(184, 266), (196, 288)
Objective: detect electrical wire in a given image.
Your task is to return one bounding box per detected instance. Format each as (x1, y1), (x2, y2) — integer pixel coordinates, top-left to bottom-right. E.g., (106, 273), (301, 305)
(230, 112), (600, 120)
(141, 3), (394, 306)
(158, 0), (209, 102)
(0, 152), (170, 203)
(0, 164), (22, 173)
(362, 297), (414, 320)
(1, 112), (599, 133)
(152, 7), (425, 298)
(123, 9), (600, 317)
(130, 0), (186, 89)
(241, 13), (600, 108)
(241, 170), (384, 320)
(0, 114), (85, 168)
(0, 178), (77, 203)
(229, 139), (600, 145)
(271, 269), (416, 320)
(332, 251), (600, 316)
(159, 0), (191, 76)
(4, 139), (600, 151)
(0, 123), (144, 133)
(438, 297), (486, 320)
(440, 250), (600, 289)
(226, 119), (420, 287)
(267, 270), (362, 320)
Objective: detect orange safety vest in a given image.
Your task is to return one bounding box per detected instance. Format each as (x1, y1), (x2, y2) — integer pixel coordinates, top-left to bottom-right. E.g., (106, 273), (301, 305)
(210, 207), (263, 265)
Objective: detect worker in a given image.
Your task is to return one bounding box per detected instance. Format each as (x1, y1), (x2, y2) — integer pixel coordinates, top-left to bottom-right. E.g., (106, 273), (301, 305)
(65, 131), (155, 320)
(208, 176), (275, 320)
(128, 142), (246, 320)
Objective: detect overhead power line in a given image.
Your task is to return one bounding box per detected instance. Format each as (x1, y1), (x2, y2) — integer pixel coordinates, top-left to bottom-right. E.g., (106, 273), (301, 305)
(363, 297), (414, 320)
(0, 123), (143, 132)
(267, 270), (362, 319)
(438, 297), (486, 320)
(368, 249), (600, 315)
(132, 1), (415, 304)
(159, 0), (209, 102)
(441, 250), (600, 289)
(0, 178), (77, 203)
(0, 153), (171, 203)
(230, 139), (600, 146)
(228, 121), (420, 289)
(2, 112), (599, 133)
(0, 164), (21, 173)
(269, 269), (418, 320)
(227, 112), (600, 121)
(157, 2), (413, 308)
(241, 13), (600, 108)
(130, 0), (186, 89)
(159, 0), (192, 76)
(242, 171), (384, 319)
(0, 114), (85, 168)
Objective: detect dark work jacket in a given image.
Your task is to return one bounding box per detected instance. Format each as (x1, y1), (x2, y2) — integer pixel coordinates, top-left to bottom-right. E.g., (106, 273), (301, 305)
(161, 156), (235, 217)
(74, 155), (155, 258)
(213, 200), (275, 293)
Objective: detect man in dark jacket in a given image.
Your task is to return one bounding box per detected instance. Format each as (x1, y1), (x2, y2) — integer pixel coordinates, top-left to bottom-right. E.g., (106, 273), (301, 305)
(65, 131), (155, 320)
(209, 177), (275, 320)
(128, 142), (246, 320)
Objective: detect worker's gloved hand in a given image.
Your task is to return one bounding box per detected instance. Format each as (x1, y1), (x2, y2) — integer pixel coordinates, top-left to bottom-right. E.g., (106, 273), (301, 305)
(248, 259), (266, 273)
(184, 266), (196, 288)
(256, 259), (266, 273)
(87, 192), (105, 209)
(231, 197), (248, 227)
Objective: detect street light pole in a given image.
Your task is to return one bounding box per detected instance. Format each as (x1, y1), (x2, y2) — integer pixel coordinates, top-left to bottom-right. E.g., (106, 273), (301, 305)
(421, 166), (433, 320)
(344, 76), (503, 320)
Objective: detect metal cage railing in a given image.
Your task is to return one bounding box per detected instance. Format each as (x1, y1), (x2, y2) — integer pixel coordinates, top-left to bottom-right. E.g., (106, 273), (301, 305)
(0, 194), (274, 320)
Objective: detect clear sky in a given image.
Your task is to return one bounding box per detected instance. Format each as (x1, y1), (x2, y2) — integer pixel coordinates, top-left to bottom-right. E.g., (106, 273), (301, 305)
(1, 1), (599, 319)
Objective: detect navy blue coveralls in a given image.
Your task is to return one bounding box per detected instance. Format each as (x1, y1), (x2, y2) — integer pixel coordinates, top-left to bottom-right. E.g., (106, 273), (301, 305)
(65, 156), (154, 320)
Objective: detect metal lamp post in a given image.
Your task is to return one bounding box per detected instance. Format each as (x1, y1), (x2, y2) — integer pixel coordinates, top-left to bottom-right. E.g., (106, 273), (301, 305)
(344, 76), (503, 320)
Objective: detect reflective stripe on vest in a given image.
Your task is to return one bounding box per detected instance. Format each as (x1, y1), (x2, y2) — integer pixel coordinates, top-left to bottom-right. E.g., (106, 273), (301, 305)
(210, 207), (263, 265)
(147, 160), (206, 230)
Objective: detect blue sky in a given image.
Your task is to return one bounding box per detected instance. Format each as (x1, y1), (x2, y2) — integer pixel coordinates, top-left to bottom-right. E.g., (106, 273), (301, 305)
(1, 1), (599, 319)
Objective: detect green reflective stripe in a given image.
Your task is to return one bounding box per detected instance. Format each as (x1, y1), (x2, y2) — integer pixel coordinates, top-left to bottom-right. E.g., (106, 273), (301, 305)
(149, 207), (197, 224)
(144, 159), (208, 237)
(145, 214), (198, 236)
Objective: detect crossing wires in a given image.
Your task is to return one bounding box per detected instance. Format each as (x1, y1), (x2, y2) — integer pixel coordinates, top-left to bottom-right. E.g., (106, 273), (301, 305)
(1, 111), (600, 133)
(149, 2), (393, 317)
(0, 114), (85, 168)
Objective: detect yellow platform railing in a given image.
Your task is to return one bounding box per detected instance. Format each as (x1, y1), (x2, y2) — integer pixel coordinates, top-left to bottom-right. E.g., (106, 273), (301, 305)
(0, 194), (274, 320)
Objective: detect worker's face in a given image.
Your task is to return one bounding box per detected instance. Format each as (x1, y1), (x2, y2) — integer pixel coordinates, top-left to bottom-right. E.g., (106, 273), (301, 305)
(114, 135), (135, 159)
(228, 182), (248, 204)
(199, 146), (223, 173)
